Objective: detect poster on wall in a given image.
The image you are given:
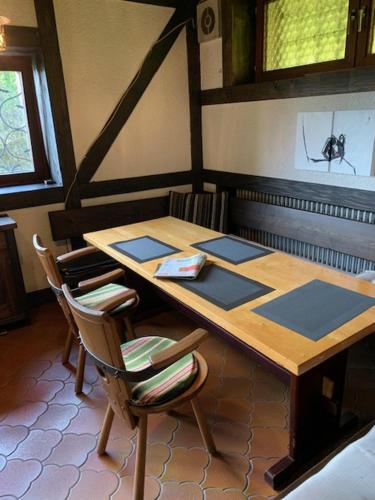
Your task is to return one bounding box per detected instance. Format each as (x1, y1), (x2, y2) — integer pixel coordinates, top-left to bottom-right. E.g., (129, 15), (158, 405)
(294, 110), (375, 176)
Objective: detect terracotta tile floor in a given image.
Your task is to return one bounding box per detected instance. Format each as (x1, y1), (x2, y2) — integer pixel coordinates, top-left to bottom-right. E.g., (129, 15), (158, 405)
(0, 302), (374, 499)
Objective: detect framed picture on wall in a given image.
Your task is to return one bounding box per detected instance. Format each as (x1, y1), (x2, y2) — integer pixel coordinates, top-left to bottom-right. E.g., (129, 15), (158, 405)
(294, 110), (375, 176)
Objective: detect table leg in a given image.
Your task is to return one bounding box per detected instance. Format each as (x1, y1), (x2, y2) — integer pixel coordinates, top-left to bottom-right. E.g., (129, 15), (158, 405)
(265, 349), (357, 490)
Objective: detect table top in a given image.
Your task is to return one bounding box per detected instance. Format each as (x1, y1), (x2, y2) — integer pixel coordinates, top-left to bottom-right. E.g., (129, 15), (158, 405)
(84, 216), (375, 376)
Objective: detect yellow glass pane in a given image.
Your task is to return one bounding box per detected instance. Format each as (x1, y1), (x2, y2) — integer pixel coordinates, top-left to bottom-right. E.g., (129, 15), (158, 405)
(370, 4), (375, 54)
(264, 0), (349, 71)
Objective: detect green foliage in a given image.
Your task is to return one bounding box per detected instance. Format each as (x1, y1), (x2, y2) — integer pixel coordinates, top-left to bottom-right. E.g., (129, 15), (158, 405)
(0, 70), (35, 176)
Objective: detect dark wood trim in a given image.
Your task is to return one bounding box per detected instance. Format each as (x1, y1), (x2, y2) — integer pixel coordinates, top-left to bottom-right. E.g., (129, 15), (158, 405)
(201, 65), (375, 105)
(124, 0), (177, 7)
(222, 0), (256, 87)
(48, 196), (169, 240)
(77, 4), (195, 185)
(0, 185), (64, 211)
(230, 198), (375, 261)
(204, 170), (375, 212)
(34, 0), (80, 210)
(79, 171), (192, 199)
(4, 25), (40, 49)
(186, 18), (203, 192)
(0, 55), (50, 187)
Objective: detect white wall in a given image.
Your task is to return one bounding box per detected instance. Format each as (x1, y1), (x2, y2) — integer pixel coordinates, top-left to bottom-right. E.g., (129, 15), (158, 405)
(54, 0), (191, 181)
(201, 40), (375, 192)
(1, 0), (192, 292)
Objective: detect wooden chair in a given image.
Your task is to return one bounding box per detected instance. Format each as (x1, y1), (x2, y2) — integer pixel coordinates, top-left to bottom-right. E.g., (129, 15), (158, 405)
(33, 235), (139, 394)
(62, 283), (216, 500)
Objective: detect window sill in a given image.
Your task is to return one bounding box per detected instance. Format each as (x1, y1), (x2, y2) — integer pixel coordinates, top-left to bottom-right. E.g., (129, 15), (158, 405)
(201, 65), (375, 105)
(0, 182), (65, 211)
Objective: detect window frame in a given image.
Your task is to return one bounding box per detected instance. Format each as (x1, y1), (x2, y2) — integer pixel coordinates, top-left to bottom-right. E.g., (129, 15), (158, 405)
(255, 0), (359, 82)
(0, 54), (50, 187)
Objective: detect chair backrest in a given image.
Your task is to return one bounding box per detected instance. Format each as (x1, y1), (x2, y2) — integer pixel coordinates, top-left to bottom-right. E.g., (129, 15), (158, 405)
(169, 191), (229, 233)
(33, 234), (78, 335)
(62, 283), (136, 428)
(33, 234), (63, 289)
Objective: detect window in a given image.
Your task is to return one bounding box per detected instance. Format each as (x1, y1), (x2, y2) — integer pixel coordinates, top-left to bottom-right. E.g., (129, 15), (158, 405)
(253, 0), (375, 81)
(0, 55), (49, 187)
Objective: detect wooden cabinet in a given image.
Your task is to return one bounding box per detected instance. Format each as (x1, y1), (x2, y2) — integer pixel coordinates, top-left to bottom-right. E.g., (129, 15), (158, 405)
(0, 216), (27, 328)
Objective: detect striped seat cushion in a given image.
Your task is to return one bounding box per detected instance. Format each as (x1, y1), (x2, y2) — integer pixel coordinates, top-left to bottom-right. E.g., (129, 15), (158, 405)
(76, 283), (135, 313)
(169, 191), (229, 233)
(121, 336), (198, 406)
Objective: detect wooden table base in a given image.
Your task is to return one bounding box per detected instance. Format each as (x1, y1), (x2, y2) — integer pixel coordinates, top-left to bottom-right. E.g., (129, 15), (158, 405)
(265, 350), (358, 490)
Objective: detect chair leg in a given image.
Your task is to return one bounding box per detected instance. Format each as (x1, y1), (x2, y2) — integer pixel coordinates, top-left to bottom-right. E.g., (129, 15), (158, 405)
(124, 316), (136, 341)
(97, 403), (115, 455)
(133, 414), (148, 500)
(191, 397), (216, 454)
(62, 327), (74, 365)
(75, 344), (86, 395)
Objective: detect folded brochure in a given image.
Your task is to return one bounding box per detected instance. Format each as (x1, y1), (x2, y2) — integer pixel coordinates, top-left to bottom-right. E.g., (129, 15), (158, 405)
(154, 253), (207, 280)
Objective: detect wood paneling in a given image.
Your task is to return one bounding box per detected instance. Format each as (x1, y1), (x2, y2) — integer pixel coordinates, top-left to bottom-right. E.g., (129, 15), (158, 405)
(204, 170), (375, 212)
(79, 171), (192, 199)
(201, 65), (375, 105)
(48, 196), (169, 240)
(230, 198), (375, 262)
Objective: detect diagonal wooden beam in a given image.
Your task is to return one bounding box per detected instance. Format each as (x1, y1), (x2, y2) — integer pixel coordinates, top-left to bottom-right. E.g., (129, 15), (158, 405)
(78, 3), (196, 184)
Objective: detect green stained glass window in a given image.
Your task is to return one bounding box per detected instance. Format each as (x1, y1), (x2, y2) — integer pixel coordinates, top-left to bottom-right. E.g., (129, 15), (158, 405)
(0, 71), (35, 176)
(264, 0), (349, 71)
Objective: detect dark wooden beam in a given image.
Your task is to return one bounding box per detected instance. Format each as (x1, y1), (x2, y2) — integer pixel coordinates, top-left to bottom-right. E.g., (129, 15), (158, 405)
(34, 0), (81, 210)
(80, 171), (192, 199)
(77, 3), (196, 185)
(186, 16), (203, 192)
(49, 196), (169, 240)
(4, 26), (40, 49)
(230, 198), (375, 262)
(0, 185), (64, 211)
(201, 66), (375, 105)
(204, 170), (375, 212)
(125, 0), (178, 6)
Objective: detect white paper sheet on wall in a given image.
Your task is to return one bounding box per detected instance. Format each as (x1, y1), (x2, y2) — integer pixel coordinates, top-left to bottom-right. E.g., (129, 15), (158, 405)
(294, 110), (375, 176)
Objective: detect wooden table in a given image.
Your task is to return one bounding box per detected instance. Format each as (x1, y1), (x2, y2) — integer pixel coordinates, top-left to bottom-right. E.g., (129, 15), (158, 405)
(85, 216), (375, 488)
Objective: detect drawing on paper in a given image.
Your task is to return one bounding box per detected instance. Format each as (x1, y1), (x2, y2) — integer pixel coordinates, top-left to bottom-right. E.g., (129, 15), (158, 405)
(294, 111), (375, 176)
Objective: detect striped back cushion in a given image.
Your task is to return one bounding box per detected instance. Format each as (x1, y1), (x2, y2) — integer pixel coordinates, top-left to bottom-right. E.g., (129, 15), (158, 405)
(169, 191), (229, 233)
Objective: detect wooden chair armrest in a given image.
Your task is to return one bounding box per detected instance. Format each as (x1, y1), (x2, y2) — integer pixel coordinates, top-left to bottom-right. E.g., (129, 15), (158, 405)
(93, 288), (138, 312)
(56, 245), (99, 264)
(150, 328), (208, 370)
(78, 269), (125, 292)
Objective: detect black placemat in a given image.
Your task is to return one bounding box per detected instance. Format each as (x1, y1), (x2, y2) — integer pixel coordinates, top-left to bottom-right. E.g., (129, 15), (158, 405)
(110, 236), (179, 263)
(192, 235), (273, 264)
(178, 265), (274, 310)
(252, 279), (375, 341)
